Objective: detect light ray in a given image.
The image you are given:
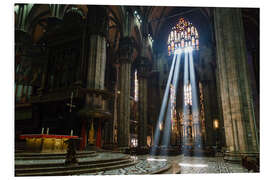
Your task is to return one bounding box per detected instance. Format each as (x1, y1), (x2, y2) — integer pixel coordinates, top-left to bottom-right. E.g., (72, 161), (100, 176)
(147, 158), (167, 162)
(182, 49), (190, 155)
(189, 50), (202, 151)
(161, 51), (182, 154)
(179, 163), (208, 168)
(162, 51), (181, 155)
(151, 52), (177, 155)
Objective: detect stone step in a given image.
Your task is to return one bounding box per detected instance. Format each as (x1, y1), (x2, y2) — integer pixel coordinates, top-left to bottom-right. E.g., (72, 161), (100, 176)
(82, 159), (171, 175)
(15, 151), (95, 157)
(16, 159), (133, 173)
(15, 149), (24, 153)
(15, 155), (131, 169)
(15, 153), (97, 160)
(151, 164), (172, 174)
(156, 163), (181, 174)
(15, 151), (97, 160)
(16, 160), (138, 176)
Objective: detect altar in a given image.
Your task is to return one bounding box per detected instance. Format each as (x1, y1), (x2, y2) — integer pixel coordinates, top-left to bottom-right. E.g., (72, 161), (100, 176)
(19, 134), (79, 153)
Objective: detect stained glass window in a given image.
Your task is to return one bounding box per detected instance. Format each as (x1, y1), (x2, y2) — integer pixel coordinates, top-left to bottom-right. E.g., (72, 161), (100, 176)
(134, 11), (142, 27)
(168, 45), (171, 56)
(168, 18), (199, 55)
(192, 36), (195, 48)
(131, 138), (138, 147)
(181, 39), (185, 48)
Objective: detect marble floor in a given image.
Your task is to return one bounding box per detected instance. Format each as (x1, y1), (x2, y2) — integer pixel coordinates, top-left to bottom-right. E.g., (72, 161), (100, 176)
(16, 151), (250, 175)
(163, 155), (249, 174)
(81, 157), (169, 175)
(83, 154), (249, 175)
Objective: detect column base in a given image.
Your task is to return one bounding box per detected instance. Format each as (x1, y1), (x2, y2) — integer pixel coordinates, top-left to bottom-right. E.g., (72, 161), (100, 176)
(224, 151), (260, 162)
(85, 144), (103, 152)
(117, 147), (130, 154)
(150, 145), (181, 156)
(224, 151), (242, 162)
(102, 143), (118, 150)
(240, 152), (259, 157)
(131, 146), (149, 155)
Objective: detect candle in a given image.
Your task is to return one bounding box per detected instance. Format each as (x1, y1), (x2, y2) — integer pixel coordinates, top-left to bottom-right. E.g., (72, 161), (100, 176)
(46, 128), (49, 135)
(41, 128), (44, 134)
(71, 129), (73, 136)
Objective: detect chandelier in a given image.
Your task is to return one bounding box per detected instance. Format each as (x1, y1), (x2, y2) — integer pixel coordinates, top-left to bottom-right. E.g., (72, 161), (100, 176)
(168, 18), (199, 56)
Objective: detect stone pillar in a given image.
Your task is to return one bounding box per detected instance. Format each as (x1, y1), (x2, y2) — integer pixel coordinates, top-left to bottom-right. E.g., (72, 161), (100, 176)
(135, 56), (151, 150)
(86, 35), (107, 89)
(215, 66), (226, 148)
(214, 8), (258, 158)
(112, 64), (120, 145)
(81, 6), (108, 149)
(117, 37), (133, 149)
(16, 4), (25, 30)
(202, 80), (215, 147)
(86, 6), (108, 90)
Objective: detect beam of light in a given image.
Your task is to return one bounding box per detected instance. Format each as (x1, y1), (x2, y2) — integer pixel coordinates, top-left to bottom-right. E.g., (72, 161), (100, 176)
(161, 52), (182, 155)
(147, 158), (167, 162)
(181, 50), (190, 156)
(172, 52), (182, 96)
(151, 52), (177, 155)
(189, 51), (199, 115)
(183, 50), (189, 95)
(159, 123), (163, 130)
(187, 46), (193, 52)
(175, 48), (182, 54)
(178, 163), (208, 168)
(189, 50), (202, 151)
(184, 46), (193, 53)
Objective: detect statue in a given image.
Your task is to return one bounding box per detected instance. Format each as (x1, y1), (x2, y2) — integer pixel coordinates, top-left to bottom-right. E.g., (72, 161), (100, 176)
(88, 121), (95, 145)
(64, 138), (79, 165)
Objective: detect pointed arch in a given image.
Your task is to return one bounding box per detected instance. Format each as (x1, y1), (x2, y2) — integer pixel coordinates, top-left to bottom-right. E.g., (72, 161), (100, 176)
(25, 4), (51, 33)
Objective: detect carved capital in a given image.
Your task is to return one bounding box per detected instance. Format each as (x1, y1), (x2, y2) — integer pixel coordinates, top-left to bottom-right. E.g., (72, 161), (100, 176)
(134, 56), (152, 77)
(118, 37), (134, 64)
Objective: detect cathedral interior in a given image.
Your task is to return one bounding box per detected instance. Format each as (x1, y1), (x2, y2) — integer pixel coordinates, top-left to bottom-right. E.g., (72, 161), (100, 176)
(14, 4), (260, 176)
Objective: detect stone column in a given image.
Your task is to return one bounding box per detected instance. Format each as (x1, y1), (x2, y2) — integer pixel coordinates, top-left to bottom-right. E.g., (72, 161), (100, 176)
(112, 64), (120, 145)
(214, 8), (258, 158)
(16, 4), (26, 30)
(202, 80), (215, 147)
(215, 65), (226, 148)
(81, 6), (108, 149)
(117, 37), (133, 149)
(136, 56), (151, 150)
(86, 6), (108, 90)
